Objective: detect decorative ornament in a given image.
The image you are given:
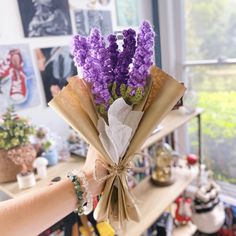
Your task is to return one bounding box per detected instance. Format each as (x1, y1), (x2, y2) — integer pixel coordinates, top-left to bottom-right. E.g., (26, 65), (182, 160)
(151, 143), (175, 186)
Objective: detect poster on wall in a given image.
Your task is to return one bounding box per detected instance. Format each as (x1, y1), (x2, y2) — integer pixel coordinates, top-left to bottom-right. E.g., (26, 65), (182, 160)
(35, 46), (77, 104)
(17, 0), (72, 37)
(0, 44), (40, 111)
(115, 0), (139, 27)
(74, 9), (113, 36)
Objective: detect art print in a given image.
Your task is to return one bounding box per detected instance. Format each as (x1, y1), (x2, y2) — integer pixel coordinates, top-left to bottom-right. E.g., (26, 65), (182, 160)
(115, 0), (139, 27)
(74, 9), (112, 36)
(35, 46), (77, 104)
(18, 0), (72, 37)
(0, 44), (40, 111)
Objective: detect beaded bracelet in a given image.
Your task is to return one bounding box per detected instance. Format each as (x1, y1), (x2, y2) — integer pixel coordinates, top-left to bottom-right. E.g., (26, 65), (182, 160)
(67, 170), (93, 215)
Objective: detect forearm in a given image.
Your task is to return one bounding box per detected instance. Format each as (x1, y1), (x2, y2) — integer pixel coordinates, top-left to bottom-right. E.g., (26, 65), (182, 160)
(0, 179), (77, 236)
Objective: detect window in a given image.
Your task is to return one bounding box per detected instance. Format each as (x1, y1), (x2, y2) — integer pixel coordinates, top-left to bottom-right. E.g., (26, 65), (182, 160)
(184, 0), (236, 183)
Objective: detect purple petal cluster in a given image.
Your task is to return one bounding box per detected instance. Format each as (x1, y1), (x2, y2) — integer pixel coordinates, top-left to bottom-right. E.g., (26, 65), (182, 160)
(114, 29), (136, 85)
(71, 35), (88, 67)
(128, 21), (155, 94)
(71, 21), (155, 114)
(107, 34), (119, 70)
(83, 29), (111, 107)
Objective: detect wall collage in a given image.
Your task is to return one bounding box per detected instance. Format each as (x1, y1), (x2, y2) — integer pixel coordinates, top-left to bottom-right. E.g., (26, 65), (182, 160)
(0, 0), (140, 112)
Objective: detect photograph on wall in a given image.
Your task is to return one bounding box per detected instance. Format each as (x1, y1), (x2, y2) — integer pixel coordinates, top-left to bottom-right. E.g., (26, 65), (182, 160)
(74, 9), (113, 36)
(98, 0), (111, 6)
(115, 0), (139, 27)
(17, 0), (72, 37)
(0, 44), (40, 111)
(35, 46), (77, 104)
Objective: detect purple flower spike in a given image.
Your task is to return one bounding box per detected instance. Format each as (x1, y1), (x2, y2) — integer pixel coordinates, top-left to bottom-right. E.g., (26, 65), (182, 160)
(83, 29), (111, 109)
(114, 28), (136, 86)
(71, 35), (88, 67)
(128, 21), (155, 94)
(107, 34), (119, 70)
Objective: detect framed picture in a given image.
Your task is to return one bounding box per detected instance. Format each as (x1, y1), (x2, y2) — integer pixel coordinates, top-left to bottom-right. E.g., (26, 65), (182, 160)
(35, 46), (77, 104)
(115, 0), (139, 27)
(0, 44), (40, 111)
(17, 0), (72, 37)
(74, 9), (113, 36)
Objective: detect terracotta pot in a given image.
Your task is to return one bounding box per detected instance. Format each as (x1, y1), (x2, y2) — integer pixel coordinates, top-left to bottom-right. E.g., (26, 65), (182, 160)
(0, 144), (36, 183)
(0, 149), (21, 183)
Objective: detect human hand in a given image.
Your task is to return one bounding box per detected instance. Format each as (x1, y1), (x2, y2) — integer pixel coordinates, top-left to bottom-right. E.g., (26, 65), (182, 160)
(82, 146), (106, 196)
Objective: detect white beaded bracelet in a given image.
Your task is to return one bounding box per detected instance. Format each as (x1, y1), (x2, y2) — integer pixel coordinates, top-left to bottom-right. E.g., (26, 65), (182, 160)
(68, 170), (93, 215)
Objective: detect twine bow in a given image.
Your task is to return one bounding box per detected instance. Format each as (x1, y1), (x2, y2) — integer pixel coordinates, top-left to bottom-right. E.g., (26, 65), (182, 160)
(93, 157), (141, 226)
(94, 159), (131, 183)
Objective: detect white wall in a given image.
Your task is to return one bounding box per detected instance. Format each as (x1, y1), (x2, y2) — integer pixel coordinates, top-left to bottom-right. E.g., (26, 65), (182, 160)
(0, 0), (152, 139)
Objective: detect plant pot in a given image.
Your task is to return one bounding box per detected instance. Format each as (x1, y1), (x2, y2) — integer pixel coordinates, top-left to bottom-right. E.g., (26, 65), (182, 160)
(17, 172), (36, 189)
(0, 149), (21, 183)
(43, 149), (58, 166)
(0, 144), (36, 183)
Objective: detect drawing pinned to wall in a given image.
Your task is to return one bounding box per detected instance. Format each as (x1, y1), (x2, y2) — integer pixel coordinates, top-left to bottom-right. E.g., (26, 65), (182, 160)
(115, 0), (139, 27)
(98, 0), (111, 6)
(35, 46), (77, 104)
(0, 44), (40, 111)
(74, 9), (113, 36)
(17, 0), (72, 37)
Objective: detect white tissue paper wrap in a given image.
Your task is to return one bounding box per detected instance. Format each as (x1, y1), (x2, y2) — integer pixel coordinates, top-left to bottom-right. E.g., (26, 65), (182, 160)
(98, 98), (143, 164)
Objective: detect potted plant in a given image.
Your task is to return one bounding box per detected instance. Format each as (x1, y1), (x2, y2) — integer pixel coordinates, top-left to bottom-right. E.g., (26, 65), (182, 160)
(42, 140), (59, 166)
(31, 126), (59, 166)
(0, 106), (36, 188)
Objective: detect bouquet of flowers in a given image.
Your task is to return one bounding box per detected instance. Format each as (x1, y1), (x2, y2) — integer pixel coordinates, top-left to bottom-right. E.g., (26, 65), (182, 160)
(49, 21), (185, 225)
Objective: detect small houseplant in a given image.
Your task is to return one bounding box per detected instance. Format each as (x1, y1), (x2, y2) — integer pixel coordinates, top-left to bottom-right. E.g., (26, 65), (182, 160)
(0, 106), (36, 187)
(32, 126), (59, 166)
(42, 140), (59, 166)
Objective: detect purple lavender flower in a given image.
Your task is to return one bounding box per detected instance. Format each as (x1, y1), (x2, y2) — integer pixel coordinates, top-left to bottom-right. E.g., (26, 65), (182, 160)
(128, 21), (155, 94)
(82, 29), (111, 109)
(71, 35), (88, 67)
(114, 29), (136, 85)
(70, 22), (155, 114)
(107, 34), (119, 70)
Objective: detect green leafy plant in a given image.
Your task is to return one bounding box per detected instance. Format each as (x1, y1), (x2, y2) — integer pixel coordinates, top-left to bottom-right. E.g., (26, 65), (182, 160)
(0, 106), (35, 150)
(42, 140), (52, 152)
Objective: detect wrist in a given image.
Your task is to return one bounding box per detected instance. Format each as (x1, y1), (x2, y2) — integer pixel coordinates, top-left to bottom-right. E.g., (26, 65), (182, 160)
(67, 170), (93, 215)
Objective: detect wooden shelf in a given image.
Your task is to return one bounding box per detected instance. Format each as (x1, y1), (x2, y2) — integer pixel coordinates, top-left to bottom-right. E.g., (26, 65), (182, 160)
(142, 108), (204, 149)
(120, 167), (198, 236)
(0, 156), (84, 198)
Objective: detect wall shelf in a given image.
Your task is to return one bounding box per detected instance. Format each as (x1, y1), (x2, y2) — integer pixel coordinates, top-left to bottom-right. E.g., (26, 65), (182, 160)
(142, 108), (204, 149)
(121, 167), (198, 236)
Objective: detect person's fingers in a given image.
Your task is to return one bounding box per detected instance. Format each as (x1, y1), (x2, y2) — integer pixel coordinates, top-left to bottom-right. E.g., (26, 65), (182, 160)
(82, 146), (107, 195)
